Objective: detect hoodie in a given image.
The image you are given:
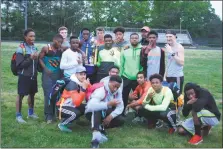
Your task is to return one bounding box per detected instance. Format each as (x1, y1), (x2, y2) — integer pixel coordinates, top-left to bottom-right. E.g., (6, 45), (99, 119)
(85, 79), (124, 119)
(56, 75), (86, 108)
(120, 44), (143, 80)
(182, 83), (221, 121)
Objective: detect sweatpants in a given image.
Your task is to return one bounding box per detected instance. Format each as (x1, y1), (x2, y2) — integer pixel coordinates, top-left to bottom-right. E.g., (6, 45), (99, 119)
(138, 106), (177, 129)
(60, 104), (86, 125)
(86, 108), (125, 131)
(42, 71), (61, 121)
(166, 76), (184, 123)
(122, 76), (138, 114)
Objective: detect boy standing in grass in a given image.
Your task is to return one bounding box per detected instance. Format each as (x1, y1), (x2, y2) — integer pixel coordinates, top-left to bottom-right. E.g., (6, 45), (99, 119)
(113, 27), (129, 52)
(178, 83), (221, 145)
(58, 26), (70, 51)
(39, 34), (63, 124)
(96, 34), (121, 81)
(60, 36), (84, 78)
(15, 28), (39, 123)
(120, 33), (143, 115)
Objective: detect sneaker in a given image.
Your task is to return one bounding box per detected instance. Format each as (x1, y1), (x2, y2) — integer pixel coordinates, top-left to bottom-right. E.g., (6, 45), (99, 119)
(47, 120), (53, 124)
(27, 113), (39, 119)
(188, 135), (203, 145)
(201, 125), (212, 136)
(156, 120), (163, 128)
(16, 116), (27, 123)
(132, 116), (142, 123)
(58, 123), (72, 132)
(91, 139), (99, 148)
(100, 134), (108, 144)
(168, 128), (176, 134)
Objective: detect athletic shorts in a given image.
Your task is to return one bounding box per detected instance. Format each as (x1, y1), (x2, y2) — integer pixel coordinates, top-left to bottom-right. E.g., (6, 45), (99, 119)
(180, 109), (219, 135)
(18, 75), (38, 96)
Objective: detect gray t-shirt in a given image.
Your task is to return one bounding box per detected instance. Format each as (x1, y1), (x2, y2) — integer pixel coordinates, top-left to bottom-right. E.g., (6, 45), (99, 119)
(147, 46), (161, 79)
(166, 44), (184, 77)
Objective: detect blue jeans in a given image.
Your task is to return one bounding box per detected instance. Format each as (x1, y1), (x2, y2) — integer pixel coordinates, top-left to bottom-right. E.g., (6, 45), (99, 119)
(42, 71), (61, 121)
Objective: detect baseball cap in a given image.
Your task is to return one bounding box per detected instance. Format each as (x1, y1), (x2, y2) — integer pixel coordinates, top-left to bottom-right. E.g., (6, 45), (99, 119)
(141, 26), (150, 32)
(76, 66), (86, 73)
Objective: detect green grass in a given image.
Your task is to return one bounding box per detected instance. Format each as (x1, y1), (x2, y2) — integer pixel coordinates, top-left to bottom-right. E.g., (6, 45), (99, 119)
(1, 42), (222, 148)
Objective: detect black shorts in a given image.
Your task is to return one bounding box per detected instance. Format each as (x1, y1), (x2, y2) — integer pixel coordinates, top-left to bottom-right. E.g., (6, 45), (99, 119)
(18, 75), (38, 96)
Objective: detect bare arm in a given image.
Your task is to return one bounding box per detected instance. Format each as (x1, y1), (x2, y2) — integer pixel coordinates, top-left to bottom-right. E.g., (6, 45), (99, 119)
(173, 45), (184, 66)
(38, 46), (51, 74)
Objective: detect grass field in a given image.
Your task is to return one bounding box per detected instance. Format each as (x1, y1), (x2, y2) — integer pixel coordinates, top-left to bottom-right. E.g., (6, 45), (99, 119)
(1, 42), (222, 148)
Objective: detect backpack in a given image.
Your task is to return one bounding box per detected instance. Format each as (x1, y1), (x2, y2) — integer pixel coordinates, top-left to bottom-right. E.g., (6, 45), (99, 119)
(11, 43), (26, 76)
(85, 82), (108, 102)
(162, 81), (184, 108)
(49, 77), (71, 105)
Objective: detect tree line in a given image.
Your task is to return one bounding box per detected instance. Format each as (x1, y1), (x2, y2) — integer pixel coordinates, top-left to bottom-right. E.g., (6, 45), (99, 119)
(1, 0), (222, 46)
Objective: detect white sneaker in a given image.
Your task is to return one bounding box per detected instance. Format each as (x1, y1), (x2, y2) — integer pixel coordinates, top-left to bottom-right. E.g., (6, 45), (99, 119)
(27, 113), (39, 119)
(132, 116), (142, 123)
(16, 116), (27, 123)
(156, 120), (163, 128)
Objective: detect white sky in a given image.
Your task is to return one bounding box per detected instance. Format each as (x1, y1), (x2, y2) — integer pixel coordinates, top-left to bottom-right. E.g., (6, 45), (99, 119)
(210, 1), (222, 20)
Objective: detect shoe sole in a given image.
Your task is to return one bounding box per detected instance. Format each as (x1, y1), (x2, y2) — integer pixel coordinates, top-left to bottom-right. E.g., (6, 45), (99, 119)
(16, 119), (27, 123)
(188, 139), (203, 145)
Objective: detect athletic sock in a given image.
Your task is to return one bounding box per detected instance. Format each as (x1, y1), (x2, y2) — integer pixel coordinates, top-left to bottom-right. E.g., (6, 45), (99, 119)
(194, 124), (201, 136)
(28, 108), (33, 115)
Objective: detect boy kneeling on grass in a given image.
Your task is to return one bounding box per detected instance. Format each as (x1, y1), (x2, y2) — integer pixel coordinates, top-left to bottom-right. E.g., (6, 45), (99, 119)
(178, 83), (221, 145)
(126, 71), (151, 123)
(85, 75), (125, 148)
(56, 66), (90, 132)
(137, 73), (177, 133)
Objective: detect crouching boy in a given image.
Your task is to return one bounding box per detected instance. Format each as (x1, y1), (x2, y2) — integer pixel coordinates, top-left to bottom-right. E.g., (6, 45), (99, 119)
(85, 75), (125, 148)
(56, 66), (90, 132)
(178, 83), (221, 145)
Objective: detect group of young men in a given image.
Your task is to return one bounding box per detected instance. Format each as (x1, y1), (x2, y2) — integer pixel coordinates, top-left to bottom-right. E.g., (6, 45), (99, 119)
(14, 26), (221, 148)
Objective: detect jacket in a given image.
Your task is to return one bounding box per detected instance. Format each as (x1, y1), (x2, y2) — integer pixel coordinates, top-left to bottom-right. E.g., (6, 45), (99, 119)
(85, 79), (124, 119)
(56, 75), (86, 107)
(120, 44), (143, 80)
(16, 42), (38, 78)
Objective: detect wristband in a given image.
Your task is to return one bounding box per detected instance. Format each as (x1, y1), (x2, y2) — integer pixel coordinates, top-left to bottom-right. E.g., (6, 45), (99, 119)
(171, 53), (176, 56)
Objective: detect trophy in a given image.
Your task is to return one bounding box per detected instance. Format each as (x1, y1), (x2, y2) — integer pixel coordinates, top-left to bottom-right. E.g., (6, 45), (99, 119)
(90, 33), (99, 65)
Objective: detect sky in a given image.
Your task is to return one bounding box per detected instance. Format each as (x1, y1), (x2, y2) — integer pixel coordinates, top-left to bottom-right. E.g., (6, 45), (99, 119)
(210, 1), (222, 20)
